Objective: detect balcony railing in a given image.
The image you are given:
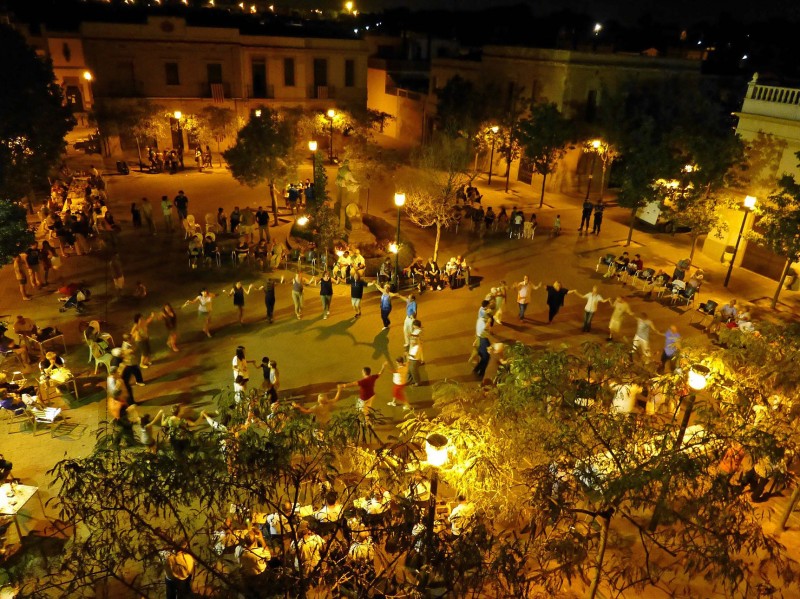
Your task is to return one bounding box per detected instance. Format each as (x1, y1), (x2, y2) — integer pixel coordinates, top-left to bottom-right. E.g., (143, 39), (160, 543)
(246, 84), (275, 100)
(742, 77), (800, 122)
(308, 85), (335, 99)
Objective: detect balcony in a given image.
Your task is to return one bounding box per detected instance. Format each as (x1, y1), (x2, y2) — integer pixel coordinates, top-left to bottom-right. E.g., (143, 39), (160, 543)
(741, 77), (800, 123)
(308, 85), (335, 99)
(246, 84), (275, 100)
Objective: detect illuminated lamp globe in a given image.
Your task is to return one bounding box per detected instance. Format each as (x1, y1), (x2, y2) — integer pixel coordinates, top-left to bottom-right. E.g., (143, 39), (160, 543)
(688, 364), (710, 391)
(394, 192), (406, 207)
(425, 433), (450, 468)
(308, 140), (318, 152)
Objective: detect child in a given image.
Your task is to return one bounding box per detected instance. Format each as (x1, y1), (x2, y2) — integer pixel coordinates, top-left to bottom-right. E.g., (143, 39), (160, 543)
(552, 214), (561, 237)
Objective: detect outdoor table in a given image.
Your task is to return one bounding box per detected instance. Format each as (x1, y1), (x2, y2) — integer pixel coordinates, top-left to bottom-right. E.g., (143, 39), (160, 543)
(0, 483), (43, 541)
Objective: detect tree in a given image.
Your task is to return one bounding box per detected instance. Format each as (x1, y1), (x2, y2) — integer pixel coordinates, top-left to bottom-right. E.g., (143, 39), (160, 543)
(0, 24), (74, 214)
(497, 83), (527, 192)
(748, 168), (800, 308)
(94, 100), (169, 170)
(517, 103), (574, 208)
(402, 136), (471, 262)
(199, 105), (239, 157)
(0, 200), (34, 265)
(601, 77), (731, 246)
(435, 76), (494, 139)
(224, 107), (296, 226)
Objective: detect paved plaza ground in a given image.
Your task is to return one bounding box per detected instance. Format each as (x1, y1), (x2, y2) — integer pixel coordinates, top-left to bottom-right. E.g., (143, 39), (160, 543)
(3, 144), (800, 549)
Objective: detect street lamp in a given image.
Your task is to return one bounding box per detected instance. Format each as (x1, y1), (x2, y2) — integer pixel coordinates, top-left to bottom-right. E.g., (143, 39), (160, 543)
(296, 215), (309, 227)
(723, 195), (757, 288)
(345, 1), (354, 12)
(326, 109), (336, 164)
(649, 363), (709, 531)
(83, 71), (93, 82)
(487, 125), (499, 185)
(424, 433), (450, 560)
(393, 192), (406, 289)
(254, 109), (262, 117)
(584, 139), (602, 200)
(173, 111), (184, 169)
(308, 140), (318, 185)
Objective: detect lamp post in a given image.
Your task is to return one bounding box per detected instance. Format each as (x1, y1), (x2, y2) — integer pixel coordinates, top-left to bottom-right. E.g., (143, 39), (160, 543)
(487, 125), (499, 184)
(724, 195), (757, 288)
(393, 192), (406, 289)
(308, 140), (318, 187)
(424, 433), (450, 561)
(584, 139), (601, 200)
(648, 364), (709, 531)
(173, 111), (185, 170)
(326, 109), (336, 164)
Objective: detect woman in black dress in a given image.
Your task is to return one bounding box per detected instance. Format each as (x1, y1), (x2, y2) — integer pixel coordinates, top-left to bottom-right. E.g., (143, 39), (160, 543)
(545, 281), (570, 323)
(223, 282), (252, 325)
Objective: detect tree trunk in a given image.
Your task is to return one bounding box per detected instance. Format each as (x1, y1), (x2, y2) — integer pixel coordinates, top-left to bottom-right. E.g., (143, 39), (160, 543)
(689, 232), (699, 261)
(773, 258), (792, 309)
(338, 186), (346, 233)
(626, 208), (636, 247)
(505, 158), (511, 193)
(433, 222), (442, 263)
(588, 513), (611, 599)
(780, 485), (800, 530)
(135, 137), (143, 172)
(539, 173), (547, 209)
(269, 180), (279, 226)
(598, 165), (607, 202)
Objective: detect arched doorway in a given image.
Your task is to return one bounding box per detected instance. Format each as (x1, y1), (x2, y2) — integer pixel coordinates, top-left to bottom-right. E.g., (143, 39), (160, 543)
(65, 85), (84, 112)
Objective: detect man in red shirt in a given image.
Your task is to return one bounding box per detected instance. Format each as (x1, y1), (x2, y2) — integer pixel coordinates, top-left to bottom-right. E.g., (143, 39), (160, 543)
(344, 362), (388, 412)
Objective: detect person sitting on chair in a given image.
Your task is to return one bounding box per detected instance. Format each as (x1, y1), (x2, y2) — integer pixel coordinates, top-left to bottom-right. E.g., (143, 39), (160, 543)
(351, 248), (366, 279)
(234, 237), (250, 265)
(425, 258), (442, 291)
(333, 251), (352, 284)
(187, 235), (203, 270)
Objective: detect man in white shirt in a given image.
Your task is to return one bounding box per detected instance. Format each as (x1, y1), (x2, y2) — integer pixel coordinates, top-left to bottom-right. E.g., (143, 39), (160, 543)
(347, 530), (375, 565)
(574, 285), (610, 333)
(314, 490), (343, 523)
(292, 522), (325, 575)
(266, 501), (294, 537)
(448, 495), (476, 537)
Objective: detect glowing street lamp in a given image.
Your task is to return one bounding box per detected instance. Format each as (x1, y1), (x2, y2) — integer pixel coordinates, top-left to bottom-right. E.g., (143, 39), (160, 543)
(345, 1), (354, 12)
(308, 140), (318, 182)
(650, 362), (710, 531)
(393, 192), (406, 288)
(296, 215), (309, 227)
(424, 433), (450, 557)
(584, 139), (604, 200)
(326, 109), (336, 164)
(593, 23), (603, 35)
(487, 125), (499, 185)
(724, 195), (757, 288)
(82, 71), (93, 82)
(254, 109), (262, 117)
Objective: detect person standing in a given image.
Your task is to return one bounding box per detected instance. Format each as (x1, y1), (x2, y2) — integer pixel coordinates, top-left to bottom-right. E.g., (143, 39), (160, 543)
(232, 346), (256, 391)
(574, 286), (610, 333)
(160, 303), (179, 352)
(349, 271), (369, 319)
(257, 275), (284, 324)
(473, 314), (492, 379)
(183, 288), (216, 338)
(493, 281), (507, 325)
(376, 284), (408, 330)
(255, 206), (270, 242)
(217, 207), (228, 233)
(403, 294), (418, 349)
(513, 276), (539, 321)
(659, 325), (681, 373)
(223, 282), (253, 325)
(343, 363), (388, 412)
(387, 356), (411, 410)
(579, 199), (593, 233)
(318, 271), (333, 319)
(632, 312), (662, 363)
(131, 312), (155, 368)
(545, 281), (569, 323)
(140, 197), (156, 235)
(592, 200), (605, 235)
(174, 190), (189, 224)
(161, 196), (174, 232)
(161, 541), (195, 599)
(290, 272), (315, 320)
(607, 296), (634, 342)
(407, 320), (424, 386)
(23, 241), (43, 288)
(230, 206), (241, 234)
(12, 255), (30, 301)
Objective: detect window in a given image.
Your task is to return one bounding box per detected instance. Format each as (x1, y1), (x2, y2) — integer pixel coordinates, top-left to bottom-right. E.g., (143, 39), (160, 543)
(251, 59), (267, 98)
(207, 63), (223, 85)
(586, 90), (598, 122)
(165, 62), (180, 86)
(283, 58), (295, 87)
(313, 58), (328, 88)
(344, 59), (355, 87)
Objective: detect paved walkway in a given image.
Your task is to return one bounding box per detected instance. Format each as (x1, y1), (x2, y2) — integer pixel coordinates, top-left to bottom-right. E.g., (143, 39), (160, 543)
(1, 146), (798, 540)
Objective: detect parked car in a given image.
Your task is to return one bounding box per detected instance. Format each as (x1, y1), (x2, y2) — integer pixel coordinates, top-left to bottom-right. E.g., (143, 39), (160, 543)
(74, 134), (101, 154)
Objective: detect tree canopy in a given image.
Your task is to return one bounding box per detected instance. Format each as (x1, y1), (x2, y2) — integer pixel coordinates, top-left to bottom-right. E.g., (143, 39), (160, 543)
(0, 25), (73, 260)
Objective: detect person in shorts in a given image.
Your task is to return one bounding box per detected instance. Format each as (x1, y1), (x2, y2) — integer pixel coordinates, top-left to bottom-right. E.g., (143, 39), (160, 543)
(343, 363), (387, 412)
(387, 356), (411, 410)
